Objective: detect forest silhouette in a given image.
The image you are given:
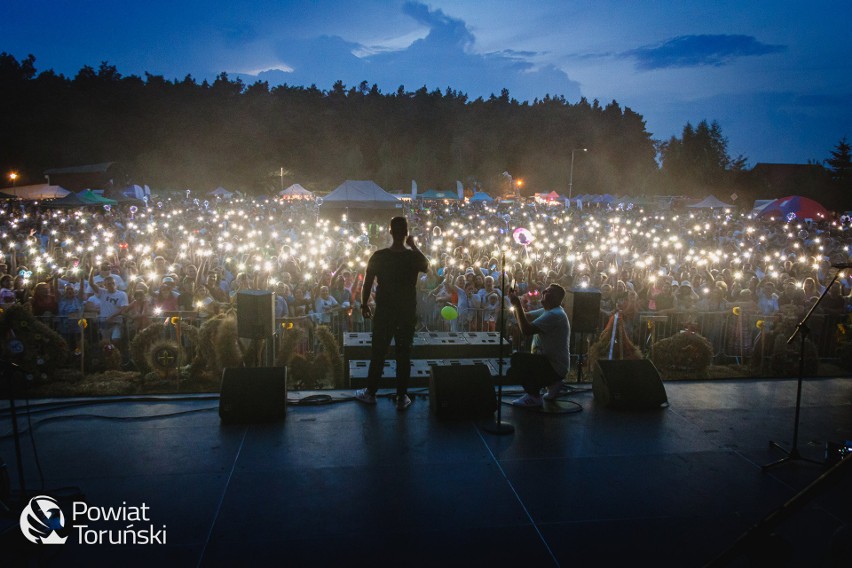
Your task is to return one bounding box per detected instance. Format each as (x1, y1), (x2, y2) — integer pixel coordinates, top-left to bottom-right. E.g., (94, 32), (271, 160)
(1, 53), (845, 208)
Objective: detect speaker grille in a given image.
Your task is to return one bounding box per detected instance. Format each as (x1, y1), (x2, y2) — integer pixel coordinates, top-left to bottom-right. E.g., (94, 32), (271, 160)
(568, 289), (602, 334)
(219, 367), (287, 423)
(593, 359), (668, 410)
(236, 290), (275, 339)
(429, 364), (496, 418)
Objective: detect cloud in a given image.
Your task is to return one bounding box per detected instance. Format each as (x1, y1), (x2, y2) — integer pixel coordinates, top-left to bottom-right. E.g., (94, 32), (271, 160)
(217, 21), (260, 46)
(493, 49), (541, 59)
(624, 34), (786, 70)
(400, 0), (474, 48)
(234, 1), (580, 101)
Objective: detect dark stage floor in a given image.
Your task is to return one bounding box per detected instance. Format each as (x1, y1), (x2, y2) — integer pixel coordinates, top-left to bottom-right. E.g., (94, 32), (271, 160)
(1, 376), (851, 567)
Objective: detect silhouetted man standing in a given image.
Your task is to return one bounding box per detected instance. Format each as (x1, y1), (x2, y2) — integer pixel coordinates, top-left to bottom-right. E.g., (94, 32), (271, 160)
(355, 217), (428, 410)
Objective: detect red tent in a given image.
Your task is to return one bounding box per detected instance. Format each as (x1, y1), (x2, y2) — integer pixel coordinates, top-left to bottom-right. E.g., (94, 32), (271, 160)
(756, 195), (830, 220)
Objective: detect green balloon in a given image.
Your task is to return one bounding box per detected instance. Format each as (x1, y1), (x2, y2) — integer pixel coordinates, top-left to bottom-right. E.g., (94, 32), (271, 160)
(441, 305), (458, 320)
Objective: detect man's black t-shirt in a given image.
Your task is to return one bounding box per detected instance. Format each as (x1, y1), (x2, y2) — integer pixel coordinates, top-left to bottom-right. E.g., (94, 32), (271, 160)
(367, 248), (428, 314)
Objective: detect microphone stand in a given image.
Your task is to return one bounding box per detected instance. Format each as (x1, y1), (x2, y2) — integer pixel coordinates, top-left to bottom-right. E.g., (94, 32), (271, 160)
(483, 252), (514, 435)
(762, 270), (841, 470)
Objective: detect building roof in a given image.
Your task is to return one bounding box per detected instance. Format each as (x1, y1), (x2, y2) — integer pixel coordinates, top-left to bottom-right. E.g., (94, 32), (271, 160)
(43, 162), (116, 175)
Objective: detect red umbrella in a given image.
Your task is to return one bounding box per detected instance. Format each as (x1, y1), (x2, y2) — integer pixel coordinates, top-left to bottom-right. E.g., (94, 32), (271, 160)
(756, 195), (830, 220)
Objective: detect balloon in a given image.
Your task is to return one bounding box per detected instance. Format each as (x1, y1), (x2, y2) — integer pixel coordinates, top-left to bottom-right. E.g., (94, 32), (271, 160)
(513, 227), (534, 246)
(440, 305), (458, 320)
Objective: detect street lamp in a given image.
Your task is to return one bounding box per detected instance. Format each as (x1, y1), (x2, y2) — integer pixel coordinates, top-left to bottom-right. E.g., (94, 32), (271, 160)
(9, 172), (18, 187)
(568, 148), (587, 201)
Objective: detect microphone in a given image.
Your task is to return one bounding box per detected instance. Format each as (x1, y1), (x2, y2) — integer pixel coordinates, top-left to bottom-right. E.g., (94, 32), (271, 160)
(831, 264), (852, 269)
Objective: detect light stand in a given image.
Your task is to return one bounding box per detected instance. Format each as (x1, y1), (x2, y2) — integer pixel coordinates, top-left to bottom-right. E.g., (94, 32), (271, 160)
(1, 361), (29, 513)
(482, 253), (514, 435)
(574, 332), (587, 384)
(1, 362), (84, 518)
(568, 147), (587, 201)
(762, 270), (841, 470)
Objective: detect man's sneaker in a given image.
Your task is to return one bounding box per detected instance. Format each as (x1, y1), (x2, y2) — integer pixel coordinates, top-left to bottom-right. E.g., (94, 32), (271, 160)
(354, 388), (377, 405)
(543, 382), (564, 401)
(511, 393), (543, 407)
(396, 394), (412, 411)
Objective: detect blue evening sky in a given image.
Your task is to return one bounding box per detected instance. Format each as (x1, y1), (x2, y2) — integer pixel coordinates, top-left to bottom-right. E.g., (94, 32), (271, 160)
(3, 0), (850, 165)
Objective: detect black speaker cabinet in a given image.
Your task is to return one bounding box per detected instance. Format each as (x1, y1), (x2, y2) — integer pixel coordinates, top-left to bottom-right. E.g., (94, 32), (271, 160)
(593, 359), (668, 410)
(219, 367), (287, 424)
(429, 364), (496, 418)
(569, 289), (601, 334)
(237, 290), (275, 339)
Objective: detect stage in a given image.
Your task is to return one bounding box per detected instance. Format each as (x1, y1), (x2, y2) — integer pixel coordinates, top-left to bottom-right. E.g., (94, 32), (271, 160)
(1, 377), (850, 567)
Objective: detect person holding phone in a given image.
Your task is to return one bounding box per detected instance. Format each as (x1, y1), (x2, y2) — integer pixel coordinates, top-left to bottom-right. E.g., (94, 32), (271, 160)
(507, 283), (571, 407)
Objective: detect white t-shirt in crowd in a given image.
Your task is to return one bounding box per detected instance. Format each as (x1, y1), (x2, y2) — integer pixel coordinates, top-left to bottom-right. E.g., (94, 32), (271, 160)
(95, 289), (128, 319)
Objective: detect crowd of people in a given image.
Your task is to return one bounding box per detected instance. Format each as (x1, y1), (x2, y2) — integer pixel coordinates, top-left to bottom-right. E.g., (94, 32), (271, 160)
(2, 193), (851, 366)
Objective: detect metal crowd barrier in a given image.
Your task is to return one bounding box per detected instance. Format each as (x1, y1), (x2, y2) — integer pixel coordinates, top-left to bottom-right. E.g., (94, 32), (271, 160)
(624, 310), (848, 366)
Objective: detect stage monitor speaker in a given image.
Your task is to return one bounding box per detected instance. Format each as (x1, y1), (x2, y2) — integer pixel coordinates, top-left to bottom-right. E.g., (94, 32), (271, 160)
(569, 289), (601, 334)
(429, 364), (496, 418)
(219, 367), (287, 424)
(237, 290), (275, 339)
(593, 359), (668, 410)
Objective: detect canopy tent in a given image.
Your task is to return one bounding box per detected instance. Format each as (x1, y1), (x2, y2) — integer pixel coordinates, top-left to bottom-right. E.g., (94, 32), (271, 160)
(687, 195), (734, 209)
(592, 193), (615, 204)
(1, 184), (70, 200)
(278, 184), (314, 199)
(751, 199), (775, 215)
(208, 186), (234, 199)
(104, 184), (149, 202)
(419, 189), (460, 200)
(534, 191), (563, 203)
(40, 192), (90, 208)
(756, 195), (830, 220)
(468, 191), (494, 202)
(78, 189), (117, 206)
(321, 180), (400, 209)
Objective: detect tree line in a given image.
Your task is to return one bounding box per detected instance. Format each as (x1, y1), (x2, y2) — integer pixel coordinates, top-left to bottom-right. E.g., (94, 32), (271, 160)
(1, 53), (848, 209)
